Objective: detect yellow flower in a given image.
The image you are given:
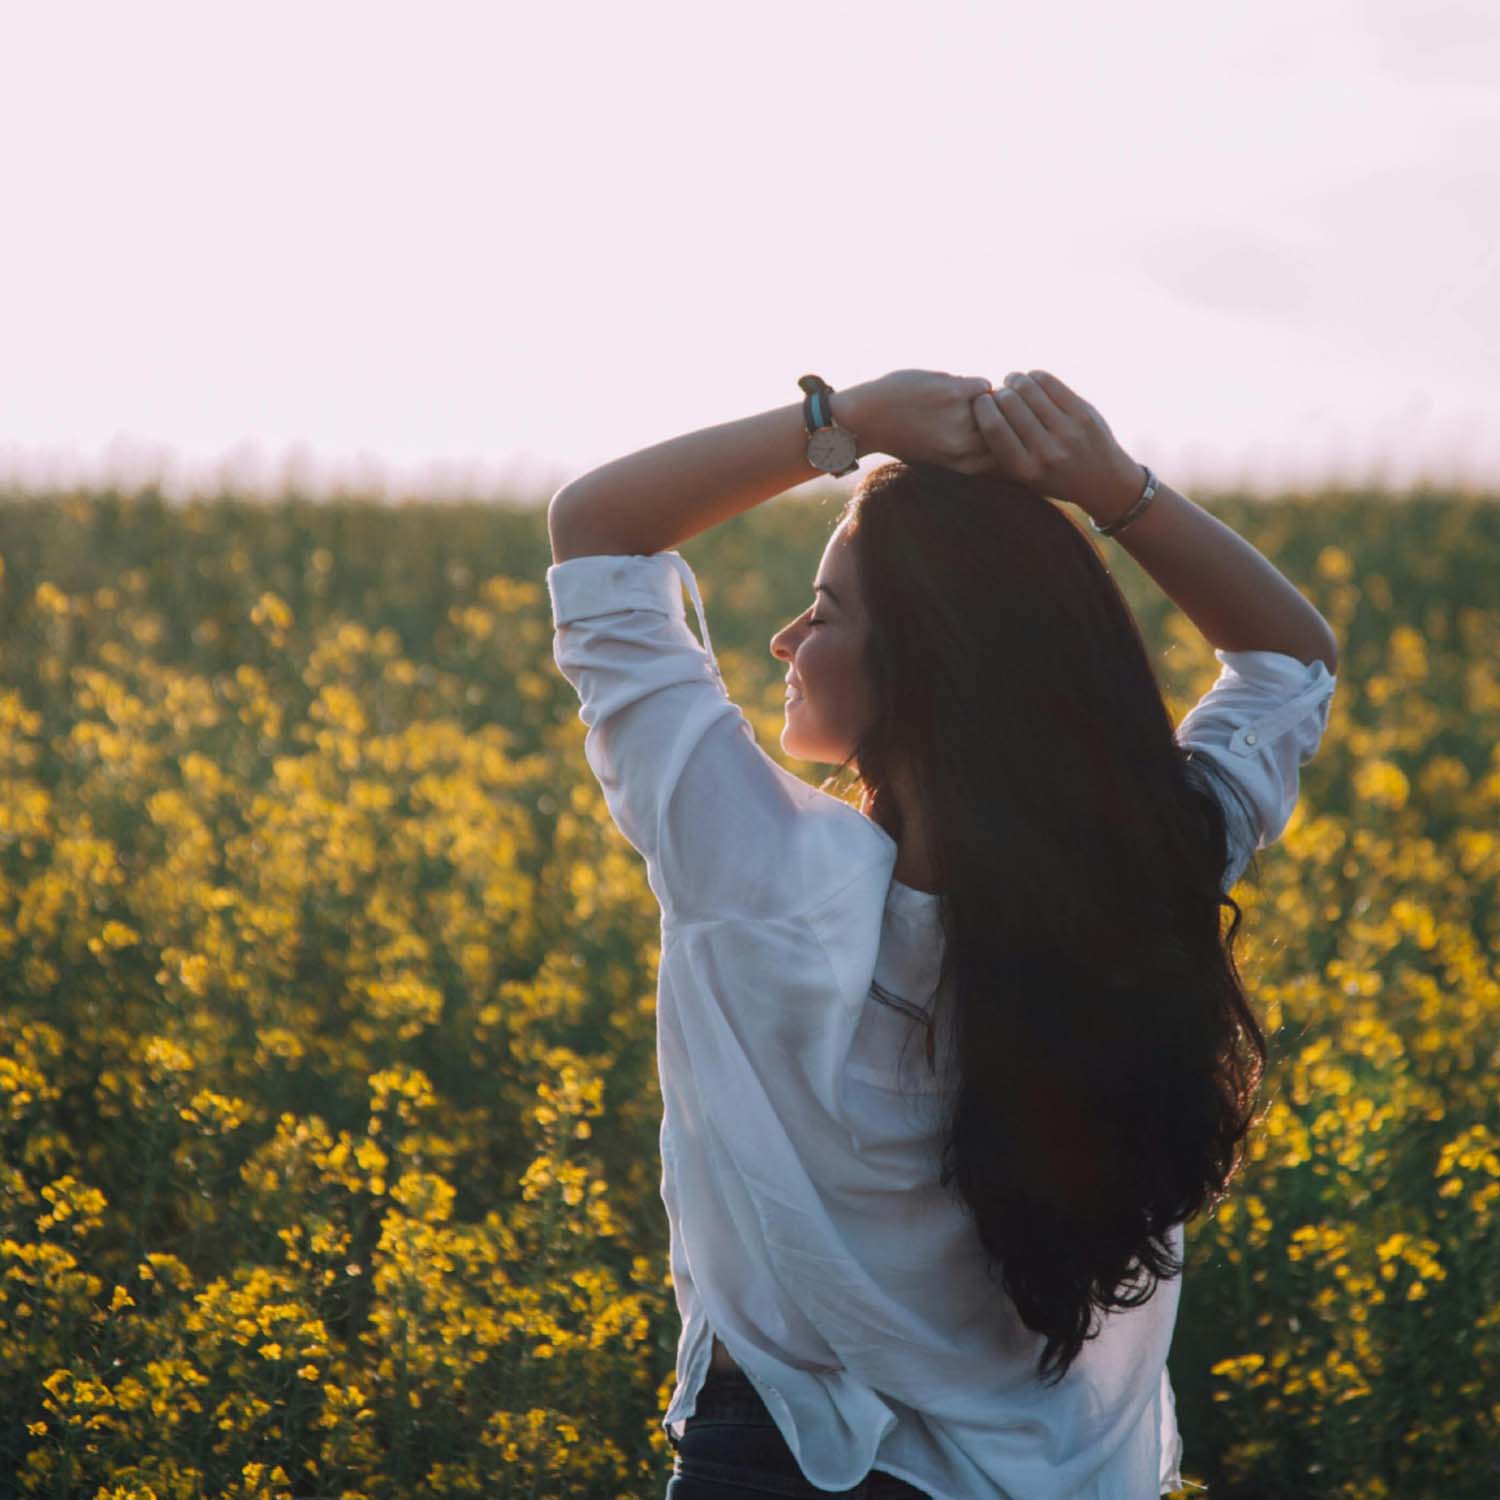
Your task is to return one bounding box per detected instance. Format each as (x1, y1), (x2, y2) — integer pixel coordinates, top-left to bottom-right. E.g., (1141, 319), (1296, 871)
(1353, 759), (1410, 812)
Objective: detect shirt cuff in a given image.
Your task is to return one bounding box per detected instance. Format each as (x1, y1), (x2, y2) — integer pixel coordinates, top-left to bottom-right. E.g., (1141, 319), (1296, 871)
(1212, 646), (1336, 688)
(1209, 649), (1336, 757)
(546, 552), (688, 629)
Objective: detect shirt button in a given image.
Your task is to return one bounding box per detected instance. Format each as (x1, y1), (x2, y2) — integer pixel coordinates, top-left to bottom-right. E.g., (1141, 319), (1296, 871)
(1244, 732), (1258, 745)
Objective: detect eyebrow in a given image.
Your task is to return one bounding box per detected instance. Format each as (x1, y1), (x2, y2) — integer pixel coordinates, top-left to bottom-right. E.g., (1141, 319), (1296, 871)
(813, 583), (841, 608)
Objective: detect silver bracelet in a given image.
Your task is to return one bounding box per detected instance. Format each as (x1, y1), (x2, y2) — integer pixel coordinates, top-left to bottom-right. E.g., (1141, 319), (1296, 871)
(1089, 466), (1158, 539)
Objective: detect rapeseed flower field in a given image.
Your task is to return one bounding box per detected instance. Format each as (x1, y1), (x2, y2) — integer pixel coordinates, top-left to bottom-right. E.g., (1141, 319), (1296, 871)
(0, 486), (1496, 1497)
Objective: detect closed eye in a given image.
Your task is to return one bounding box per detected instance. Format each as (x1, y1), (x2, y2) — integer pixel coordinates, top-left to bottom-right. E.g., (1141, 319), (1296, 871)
(807, 616), (825, 627)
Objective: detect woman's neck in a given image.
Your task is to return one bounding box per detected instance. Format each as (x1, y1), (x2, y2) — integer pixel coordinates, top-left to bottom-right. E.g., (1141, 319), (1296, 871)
(862, 769), (940, 893)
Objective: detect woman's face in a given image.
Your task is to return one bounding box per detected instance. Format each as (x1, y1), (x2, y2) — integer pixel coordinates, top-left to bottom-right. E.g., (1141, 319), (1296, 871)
(770, 520), (874, 766)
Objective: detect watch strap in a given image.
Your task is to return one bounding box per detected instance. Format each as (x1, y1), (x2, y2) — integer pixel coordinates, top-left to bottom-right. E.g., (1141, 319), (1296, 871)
(798, 373), (836, 435)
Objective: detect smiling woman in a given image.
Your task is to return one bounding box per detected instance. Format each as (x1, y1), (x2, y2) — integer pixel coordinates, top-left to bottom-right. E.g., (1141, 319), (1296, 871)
(771, 541), (867, 758)
(770, 524), (940, 893)
(545, 367), (1339, 1500)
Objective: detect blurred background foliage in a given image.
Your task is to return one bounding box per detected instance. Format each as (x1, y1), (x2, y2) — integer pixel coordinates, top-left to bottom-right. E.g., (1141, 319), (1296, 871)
(0, 481), (1496, 1497)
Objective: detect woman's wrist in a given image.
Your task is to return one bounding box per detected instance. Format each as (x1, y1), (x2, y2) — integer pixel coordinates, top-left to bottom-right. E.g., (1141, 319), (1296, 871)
(829, 385), (879, 460)
(1077, 458), (1149, 528)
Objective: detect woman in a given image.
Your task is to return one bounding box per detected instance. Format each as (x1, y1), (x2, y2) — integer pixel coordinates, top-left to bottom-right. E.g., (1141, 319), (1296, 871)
(546, 368), (1338, 1499)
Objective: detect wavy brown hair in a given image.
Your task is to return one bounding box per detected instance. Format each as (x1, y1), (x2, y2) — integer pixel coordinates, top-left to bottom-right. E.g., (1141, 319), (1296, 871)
(819, 460), (1267, 1385)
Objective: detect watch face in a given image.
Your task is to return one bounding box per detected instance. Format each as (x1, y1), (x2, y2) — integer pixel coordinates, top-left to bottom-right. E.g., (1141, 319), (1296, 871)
(808, 426), (856, 471)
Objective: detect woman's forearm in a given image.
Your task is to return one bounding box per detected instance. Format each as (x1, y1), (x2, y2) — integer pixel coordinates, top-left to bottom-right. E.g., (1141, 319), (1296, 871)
(548, 392), (873, 562)
(1081, 479), (1340, 672)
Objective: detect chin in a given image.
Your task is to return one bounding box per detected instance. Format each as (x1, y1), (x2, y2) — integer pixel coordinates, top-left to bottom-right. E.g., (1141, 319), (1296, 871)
(782, 732), (833, 767)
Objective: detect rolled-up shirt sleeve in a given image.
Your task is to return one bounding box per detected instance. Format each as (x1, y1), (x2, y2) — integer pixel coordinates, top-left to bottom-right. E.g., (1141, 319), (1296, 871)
(547, 550), (874, 924)
(1174, 647), (1338, 889)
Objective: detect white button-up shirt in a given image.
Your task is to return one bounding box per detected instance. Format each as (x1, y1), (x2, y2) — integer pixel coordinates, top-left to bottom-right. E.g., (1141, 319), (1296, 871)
(546, 549), (1337, 1499)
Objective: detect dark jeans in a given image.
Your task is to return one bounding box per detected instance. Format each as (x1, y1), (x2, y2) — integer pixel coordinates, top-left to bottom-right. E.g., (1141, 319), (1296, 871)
(665, 1366), (932, 1499)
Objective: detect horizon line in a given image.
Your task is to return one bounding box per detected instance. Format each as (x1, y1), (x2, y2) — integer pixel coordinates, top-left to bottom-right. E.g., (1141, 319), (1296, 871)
(2, 437), (1499, 507)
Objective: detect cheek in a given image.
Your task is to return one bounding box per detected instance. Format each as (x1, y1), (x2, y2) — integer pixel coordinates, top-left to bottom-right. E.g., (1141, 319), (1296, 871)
(802, 635), (864, 705)
(798, 632), (837, 678)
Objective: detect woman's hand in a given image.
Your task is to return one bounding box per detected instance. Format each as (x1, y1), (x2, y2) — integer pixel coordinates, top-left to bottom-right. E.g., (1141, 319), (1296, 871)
(843, 369), (998, 474)
(971, 370), (1146, 516)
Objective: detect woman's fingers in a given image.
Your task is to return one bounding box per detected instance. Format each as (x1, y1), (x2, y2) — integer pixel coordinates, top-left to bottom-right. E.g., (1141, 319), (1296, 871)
(873, 368), (1092, 481)
(969, 369), (1137, 507)
(1000, 371), (1068, 435)
(972, 392), (1036, 477)
(994, 383), (1051, 449)
(1025, 369), (1086, 420)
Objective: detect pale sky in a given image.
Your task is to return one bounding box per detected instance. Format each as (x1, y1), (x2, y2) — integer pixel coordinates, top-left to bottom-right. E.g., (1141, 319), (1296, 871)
(3, 0), (1497, 504)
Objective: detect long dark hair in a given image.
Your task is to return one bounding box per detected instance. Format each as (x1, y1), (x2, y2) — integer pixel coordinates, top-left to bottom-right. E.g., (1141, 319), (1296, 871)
(820, 461), (1267, 1385)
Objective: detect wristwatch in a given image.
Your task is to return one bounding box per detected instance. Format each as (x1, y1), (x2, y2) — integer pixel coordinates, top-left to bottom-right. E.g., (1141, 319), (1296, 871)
(798, 374), (860, 477)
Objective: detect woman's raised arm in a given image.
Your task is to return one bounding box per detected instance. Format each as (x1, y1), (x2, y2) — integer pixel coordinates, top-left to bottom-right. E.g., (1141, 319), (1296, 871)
(974, 371), (1339, 673)
(547, 370), (993, 563)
